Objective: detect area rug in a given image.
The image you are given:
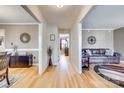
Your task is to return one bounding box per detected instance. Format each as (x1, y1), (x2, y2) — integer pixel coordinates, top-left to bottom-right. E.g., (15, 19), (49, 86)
(94, 65), (124, 87)
(0, 74), (21, 88)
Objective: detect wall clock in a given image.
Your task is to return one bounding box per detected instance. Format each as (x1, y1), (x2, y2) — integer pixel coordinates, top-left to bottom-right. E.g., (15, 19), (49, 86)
(87, 36), (96, 45)
(20, 33), (31, 43)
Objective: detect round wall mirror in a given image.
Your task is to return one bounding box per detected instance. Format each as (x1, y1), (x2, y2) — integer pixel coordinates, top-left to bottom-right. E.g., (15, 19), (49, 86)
(87, 36), (96, 45)
(20, 33), (31, 43)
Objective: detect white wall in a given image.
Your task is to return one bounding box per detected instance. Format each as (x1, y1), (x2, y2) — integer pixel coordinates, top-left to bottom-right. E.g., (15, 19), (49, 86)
(82, 29), (114, 51)
(38, 23), (42, 74)
(40, 22), (49, 74)
(39, 22), (59, 74)
(68, 6), (92, 74)
(82, 6), (124, 29)
(114, 28), (124, 61)
(0, 25), (39, 63)
(70, 23), (82, 73)
(47, 24), (59, 65)
(0, 25), (38, 49)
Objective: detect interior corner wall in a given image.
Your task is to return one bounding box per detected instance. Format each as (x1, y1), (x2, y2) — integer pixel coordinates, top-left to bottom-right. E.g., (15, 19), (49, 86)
(39, 22), (59, 74)
(114, 28), (124, 61)
(46, 24), (59, 65)
(82, 30), (114, 51)
(70, 23), (82, 74)
(39, 22), (55, 74)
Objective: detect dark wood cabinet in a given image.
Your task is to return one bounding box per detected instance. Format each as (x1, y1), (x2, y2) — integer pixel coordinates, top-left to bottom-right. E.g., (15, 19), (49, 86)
(9, 55), (33, 68)
(64, 47), (69, 56)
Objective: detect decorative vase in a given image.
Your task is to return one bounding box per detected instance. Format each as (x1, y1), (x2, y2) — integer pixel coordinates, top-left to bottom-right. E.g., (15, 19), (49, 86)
(47, 46), (52, 66)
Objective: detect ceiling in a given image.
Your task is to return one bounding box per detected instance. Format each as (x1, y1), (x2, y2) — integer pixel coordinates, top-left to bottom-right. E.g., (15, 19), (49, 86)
(39, 5), (83, 29)
(82, 5), (124, 30)
(0, 5), (37, 23)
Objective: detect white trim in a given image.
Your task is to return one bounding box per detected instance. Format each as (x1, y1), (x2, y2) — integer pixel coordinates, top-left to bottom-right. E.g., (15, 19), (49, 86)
(0, 23), (39, 25)
(5, 48), (39, 51)
(82, 29), (114, 31)
(78, 23), (82, 74)
(38, 23), (42, 75)
(120, 60), (124, 63)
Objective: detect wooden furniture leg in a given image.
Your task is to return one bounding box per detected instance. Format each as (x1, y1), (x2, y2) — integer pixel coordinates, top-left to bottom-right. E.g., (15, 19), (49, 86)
(6, 68), (10, 85)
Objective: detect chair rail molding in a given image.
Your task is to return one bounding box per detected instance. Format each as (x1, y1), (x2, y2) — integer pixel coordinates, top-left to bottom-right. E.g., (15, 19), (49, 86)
(5, 48), (39, 51)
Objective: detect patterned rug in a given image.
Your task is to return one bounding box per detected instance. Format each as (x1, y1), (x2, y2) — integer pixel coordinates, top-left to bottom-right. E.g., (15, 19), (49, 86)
(0, 74), (20, 88)
(94, 65), (124, 87)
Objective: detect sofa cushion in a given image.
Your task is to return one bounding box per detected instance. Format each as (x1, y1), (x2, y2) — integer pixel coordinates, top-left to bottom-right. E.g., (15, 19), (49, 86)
(86, 49), (92, 56)
(99, 49), (106, 55)
(91, 54), (105, 57)
(92, 50), (99, 54)
(105, 49), (113, 56)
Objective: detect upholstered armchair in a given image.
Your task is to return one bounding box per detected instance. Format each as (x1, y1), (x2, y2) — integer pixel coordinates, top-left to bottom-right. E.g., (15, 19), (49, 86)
(0, 52), (11, 85)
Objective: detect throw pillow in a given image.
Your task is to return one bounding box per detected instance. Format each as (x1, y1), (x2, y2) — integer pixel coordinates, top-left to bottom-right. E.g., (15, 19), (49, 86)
(86, 49), (92, 56)
(105, 49), (113, 56)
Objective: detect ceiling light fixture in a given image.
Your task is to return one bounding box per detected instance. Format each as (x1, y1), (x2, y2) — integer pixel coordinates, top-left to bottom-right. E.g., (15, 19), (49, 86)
(56, 5), (64, 8)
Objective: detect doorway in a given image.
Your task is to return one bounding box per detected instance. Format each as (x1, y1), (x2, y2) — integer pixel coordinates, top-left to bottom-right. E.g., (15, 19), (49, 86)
(59, 34), (69, 56)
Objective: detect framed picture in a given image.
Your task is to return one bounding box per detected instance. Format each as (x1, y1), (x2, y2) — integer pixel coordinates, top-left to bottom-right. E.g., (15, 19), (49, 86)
(50, 34), (55, 41)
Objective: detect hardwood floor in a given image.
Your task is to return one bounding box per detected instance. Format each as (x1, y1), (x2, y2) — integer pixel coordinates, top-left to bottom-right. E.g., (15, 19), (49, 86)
(9, 55), (120, 88)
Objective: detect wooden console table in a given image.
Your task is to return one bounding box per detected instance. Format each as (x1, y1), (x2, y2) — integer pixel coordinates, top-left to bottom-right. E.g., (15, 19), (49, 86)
(9, 55), (33, 68)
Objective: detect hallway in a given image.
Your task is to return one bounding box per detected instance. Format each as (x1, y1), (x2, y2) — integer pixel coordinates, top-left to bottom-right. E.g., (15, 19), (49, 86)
(10, 55), (120, 88)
